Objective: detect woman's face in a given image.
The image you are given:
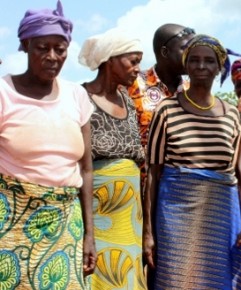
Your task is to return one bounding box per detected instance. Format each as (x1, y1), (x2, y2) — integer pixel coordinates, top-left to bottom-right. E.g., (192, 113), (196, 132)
(185, 45), (220, 86)
(110, 52), (142, 86)
(234, 79), (241, 98)
(24, 35), (68, 82)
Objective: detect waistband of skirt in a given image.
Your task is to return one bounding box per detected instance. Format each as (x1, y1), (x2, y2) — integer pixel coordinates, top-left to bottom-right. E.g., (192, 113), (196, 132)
(0, 173), (79, 199)
(162, 165), (237, 185)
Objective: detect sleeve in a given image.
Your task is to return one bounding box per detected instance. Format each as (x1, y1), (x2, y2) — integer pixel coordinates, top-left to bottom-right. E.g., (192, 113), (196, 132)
(147, 103), (168, 165)
(74, 84), (94, 127)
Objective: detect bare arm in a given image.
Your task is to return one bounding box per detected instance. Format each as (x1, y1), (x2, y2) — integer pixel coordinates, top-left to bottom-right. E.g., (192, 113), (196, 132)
(79, 120), (97, 275)
(143, 163), (163, 268)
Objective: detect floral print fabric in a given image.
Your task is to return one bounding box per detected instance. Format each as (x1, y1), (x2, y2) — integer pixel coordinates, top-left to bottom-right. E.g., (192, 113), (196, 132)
(128, 66), (188, 150)
(128, 67), (188, 185)
(89, 86), (144, 166)
(0, 174), (88, 290)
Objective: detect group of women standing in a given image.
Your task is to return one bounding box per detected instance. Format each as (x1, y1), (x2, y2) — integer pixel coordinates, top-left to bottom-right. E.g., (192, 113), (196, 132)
(0, 1), (146, 289)
(0, 1), (241, 290)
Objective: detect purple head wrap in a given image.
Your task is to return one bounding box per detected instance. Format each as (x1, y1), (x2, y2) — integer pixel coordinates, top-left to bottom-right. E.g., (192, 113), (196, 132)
(18, 0), (73, 51)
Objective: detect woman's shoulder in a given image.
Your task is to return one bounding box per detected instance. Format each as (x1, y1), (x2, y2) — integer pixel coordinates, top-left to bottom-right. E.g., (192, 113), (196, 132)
(58, 78), (87, 94)
(119, 85), (136, 107)
(58, 79), (91, 106)
(217, 97), (240, 117)
(0, 74), (21, 100)
(0, 74), (13, 88)
(58, 78), (92, 112)
(155, 95), (179, 112)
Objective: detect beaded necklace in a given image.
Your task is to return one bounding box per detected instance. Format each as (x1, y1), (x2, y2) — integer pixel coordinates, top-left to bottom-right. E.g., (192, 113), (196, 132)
(184, 90), (215, 110)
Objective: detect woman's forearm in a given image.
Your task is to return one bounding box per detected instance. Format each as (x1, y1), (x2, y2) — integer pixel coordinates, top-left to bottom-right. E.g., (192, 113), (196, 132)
(143, 164), (162, 235)
(79, 169), (94, 236)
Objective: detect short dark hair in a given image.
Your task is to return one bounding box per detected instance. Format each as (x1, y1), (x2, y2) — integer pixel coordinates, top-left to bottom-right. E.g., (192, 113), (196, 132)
(153, 23), (195, 56)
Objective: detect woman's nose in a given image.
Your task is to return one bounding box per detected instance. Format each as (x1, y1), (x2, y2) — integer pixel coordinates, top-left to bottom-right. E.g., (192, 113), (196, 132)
(198, 61), (205, 69)
(134, 64), (141, 73)
(47, 49), (57, 60)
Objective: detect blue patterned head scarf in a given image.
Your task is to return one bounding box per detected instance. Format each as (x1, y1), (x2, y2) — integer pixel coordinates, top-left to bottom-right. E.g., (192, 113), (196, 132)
(182, 34), (241, 86)
(18, 0), (73, 51)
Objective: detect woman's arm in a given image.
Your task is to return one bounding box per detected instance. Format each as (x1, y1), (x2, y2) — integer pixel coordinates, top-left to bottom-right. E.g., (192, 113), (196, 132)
(143, 102), (166, 266)
(143, 163), (162, 268)
(79, 120), (97, 275)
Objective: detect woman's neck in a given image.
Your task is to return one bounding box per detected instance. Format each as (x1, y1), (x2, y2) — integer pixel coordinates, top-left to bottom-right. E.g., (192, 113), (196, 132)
(83, 76), (119, 101)
(155, 65), (182, 94)
(187, 85), (212, 106)
(12, 73), (58, 100)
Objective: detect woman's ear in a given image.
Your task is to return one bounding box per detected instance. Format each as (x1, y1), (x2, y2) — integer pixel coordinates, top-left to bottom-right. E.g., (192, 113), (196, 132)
(107, 57), (113, 65)
(106, 56), (117, 69)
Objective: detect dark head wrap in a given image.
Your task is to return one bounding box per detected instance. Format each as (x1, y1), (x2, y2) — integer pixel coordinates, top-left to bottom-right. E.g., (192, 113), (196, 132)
(182, 34), (241, 86)
(18, 0), (73, 51)
(231, 59), (241, 83)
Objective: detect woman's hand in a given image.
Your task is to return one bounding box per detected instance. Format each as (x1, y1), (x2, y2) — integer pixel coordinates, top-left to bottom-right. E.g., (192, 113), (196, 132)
(143, 232), (156, 269)
(83, 233), (97, 276)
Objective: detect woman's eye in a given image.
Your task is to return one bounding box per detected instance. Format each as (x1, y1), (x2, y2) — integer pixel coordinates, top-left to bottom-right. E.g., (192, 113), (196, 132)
(37, 46), (48, 52)
(189, 58), (198, 63)
(55, 48), (66, 54)
(206, 59), (215, 63)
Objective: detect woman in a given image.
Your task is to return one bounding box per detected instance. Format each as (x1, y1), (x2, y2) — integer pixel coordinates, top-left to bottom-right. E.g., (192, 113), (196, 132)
(143, 34), (241, 289)
(0, 1), (96, 289)
(231, 59), (241, 98)
(231, 59), (241, 113)
(78, 29), (147, 290)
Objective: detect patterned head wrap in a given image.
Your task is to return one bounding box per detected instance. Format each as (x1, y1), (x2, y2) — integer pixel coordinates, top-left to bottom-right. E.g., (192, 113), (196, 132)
(231, 59), (241, 83)
(78, 28), (143, 71)
(18, 0), (73, 51)
(182, 34), (241, 86)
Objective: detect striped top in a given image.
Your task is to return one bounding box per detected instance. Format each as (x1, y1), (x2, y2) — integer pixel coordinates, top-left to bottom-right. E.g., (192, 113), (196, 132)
(148, 95), (241, 175)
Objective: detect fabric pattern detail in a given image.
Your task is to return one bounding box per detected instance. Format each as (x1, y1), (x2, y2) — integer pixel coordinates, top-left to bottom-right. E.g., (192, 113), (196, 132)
(128, 66), (188, 149)
(0, 174), (89, 289)
(148, 95), (240, 177)
(89, 86), (144, 166)
(153, 166), (241, 289)
(90, 159), (147, 290)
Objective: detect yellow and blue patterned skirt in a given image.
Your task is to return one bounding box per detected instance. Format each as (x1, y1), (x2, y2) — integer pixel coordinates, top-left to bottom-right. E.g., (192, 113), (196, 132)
(90, 158), (147, 290)
(0, 174), (89, 289)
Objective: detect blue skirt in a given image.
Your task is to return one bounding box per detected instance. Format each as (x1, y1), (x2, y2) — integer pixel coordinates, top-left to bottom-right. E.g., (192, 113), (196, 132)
(153, 166), (241, 290)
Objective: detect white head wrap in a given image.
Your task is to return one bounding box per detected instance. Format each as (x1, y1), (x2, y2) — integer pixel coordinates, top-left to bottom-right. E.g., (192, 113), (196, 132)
(78, 28), (143, 71)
